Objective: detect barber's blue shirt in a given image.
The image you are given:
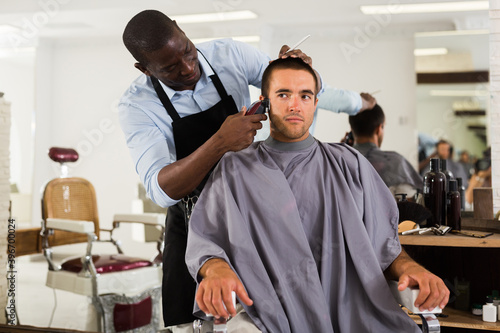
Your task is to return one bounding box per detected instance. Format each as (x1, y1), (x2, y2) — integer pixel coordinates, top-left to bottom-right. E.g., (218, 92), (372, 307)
(119, 39), (271, 207)
(312, 85), (361, 133)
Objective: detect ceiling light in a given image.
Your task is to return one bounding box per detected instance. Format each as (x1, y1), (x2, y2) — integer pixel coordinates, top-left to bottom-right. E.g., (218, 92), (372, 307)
(430, 90), (489, 97)
(415, 29), (489, 37)
(414, 48), (448, 56)
(361, 1), (488, 15)
(452, 100), (483, 110)
(192, 35), (260, 44)
(172, 10), (257, 24)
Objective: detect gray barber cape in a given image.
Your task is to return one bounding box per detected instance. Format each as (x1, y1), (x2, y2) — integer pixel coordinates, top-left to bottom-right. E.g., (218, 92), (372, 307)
(186, 135), (420, 333)
(353, 142), (423, 192)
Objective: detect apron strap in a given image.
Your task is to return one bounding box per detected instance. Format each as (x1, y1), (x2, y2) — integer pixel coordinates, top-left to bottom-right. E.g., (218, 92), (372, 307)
(197, 49), (230, 99)
(150, 76), (181, 121)
(209, 73), (229, 99)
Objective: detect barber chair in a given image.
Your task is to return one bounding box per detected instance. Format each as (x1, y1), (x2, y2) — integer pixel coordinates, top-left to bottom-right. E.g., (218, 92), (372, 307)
(41, 147), (166, 332)
(389, 281), (442, 332)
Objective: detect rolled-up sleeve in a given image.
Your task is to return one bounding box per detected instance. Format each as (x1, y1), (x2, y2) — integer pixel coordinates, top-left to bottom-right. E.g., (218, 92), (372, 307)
(317, 85), (361, 115)
(118, 101), (178, 208)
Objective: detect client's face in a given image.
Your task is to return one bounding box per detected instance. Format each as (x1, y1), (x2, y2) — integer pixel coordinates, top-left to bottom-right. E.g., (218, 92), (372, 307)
(266, 68), (318, 142)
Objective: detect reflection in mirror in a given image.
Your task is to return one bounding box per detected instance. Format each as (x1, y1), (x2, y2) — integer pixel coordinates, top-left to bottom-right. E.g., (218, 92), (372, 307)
(415, 31), (489, 210)
(0, 47), (36, 226)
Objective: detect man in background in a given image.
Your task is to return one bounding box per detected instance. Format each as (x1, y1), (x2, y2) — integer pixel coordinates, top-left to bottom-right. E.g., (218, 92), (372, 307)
(349, 104), (422, 199)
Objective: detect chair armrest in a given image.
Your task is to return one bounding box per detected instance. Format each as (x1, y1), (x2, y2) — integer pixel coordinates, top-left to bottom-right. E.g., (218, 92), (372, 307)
(112, 213), (166, 227)
(46, 218), (95, 234)
(112, 213), (166, 264)
(388, 280), (442, 314)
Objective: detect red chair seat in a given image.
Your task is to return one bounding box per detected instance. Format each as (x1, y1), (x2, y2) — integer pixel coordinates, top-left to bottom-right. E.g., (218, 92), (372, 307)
(114, 296), (152, 332)
(61, 254), (152, 274)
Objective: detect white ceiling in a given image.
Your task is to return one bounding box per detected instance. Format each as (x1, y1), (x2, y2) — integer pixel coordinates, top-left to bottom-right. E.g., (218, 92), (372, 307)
(0, 0), (490, 48)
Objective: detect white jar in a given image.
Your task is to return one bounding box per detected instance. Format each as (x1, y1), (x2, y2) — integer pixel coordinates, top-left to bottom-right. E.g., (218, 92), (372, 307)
(483, 297), (497, 323)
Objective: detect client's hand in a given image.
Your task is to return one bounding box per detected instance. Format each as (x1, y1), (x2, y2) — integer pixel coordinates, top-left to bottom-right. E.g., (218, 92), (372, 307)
(397, 265), (449, 312)
(197, 258), (253, 319)
(386, 249), (449, 312)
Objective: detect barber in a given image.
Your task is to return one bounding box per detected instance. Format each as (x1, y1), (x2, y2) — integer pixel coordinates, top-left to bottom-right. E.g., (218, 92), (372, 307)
(118, 10), (323, 329)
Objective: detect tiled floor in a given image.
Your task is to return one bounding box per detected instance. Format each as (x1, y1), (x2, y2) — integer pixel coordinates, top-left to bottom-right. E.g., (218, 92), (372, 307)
(14, 225), (166, 332)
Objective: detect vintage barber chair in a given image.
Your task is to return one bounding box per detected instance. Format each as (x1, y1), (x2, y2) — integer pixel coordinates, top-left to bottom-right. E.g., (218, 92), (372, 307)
(41, 147), (166, 332)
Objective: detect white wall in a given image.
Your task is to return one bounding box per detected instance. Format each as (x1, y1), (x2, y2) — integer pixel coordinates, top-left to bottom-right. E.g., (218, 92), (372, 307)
(32, 37), (144, 227)
(490, 3), (500, 214)
(0, 53), (35, 194)
(0, 97), (11, 324)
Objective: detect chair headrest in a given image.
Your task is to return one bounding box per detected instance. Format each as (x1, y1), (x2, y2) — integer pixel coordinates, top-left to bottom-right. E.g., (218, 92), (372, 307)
(48, 147), (79, 163)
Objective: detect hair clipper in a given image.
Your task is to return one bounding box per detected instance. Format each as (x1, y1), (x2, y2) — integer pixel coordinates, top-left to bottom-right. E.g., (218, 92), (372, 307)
(245, 98), (269, 115)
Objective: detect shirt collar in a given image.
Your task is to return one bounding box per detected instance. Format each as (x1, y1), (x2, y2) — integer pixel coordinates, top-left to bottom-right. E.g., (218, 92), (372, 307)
(158, 49), (214, 99)
(353, 142), (378, 150)
(264, 134), (316, 151)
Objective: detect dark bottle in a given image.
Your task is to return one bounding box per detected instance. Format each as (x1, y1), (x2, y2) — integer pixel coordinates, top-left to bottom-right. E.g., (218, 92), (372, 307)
(440, 159), (454, 191)
(423, 158), (447, 226)
(456, 177), (466, 211)
(446, 180), (461, 230)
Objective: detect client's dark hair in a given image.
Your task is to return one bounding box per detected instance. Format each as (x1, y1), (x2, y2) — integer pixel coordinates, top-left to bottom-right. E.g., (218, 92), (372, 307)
(123, 10), (178, 65)
(261, 57), (318, 98)
(348, 104), (385, 137)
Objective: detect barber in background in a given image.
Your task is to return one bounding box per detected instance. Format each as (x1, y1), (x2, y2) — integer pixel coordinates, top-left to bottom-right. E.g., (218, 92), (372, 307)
(118, 9), (373, 331)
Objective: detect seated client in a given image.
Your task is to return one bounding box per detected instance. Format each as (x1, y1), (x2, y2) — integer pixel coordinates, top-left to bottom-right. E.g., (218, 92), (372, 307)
(185, 57), (449, 332)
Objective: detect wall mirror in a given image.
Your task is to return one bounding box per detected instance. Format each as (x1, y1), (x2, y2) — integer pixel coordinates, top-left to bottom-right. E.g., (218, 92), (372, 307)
(415, 30), (489, 159)
(415, 30), (489, 194)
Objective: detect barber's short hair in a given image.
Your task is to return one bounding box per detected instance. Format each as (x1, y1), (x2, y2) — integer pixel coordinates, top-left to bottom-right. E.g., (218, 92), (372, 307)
(122, 10), (177, 65)
(348, 104), (385, 137)
(261, 57), (318, 98)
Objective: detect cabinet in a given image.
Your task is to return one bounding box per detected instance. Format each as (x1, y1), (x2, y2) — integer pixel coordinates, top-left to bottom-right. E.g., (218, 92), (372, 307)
(400, 233), (500, 331)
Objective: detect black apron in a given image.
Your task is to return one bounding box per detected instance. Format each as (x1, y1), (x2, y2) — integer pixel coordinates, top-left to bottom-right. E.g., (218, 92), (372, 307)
(151, 55), (238, 326)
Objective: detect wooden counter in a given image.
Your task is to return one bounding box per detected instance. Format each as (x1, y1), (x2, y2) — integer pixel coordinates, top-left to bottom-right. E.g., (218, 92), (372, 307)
(401, 231), (500, 331)
(409, 307), (500, 331)
(400, 232), (500, 248)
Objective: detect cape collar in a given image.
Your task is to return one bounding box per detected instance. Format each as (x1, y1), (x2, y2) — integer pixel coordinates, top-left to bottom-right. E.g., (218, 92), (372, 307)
(264, 134), (316, 151)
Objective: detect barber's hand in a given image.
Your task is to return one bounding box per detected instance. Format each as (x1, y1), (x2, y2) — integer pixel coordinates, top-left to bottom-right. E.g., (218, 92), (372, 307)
(278, 45), (312, 66)
(359, 93), (377, 112)
(478, 168), (492, 179)
(196, 259), (253, 319)
(217, 108), (267, 153)
(397, 266), (449, 312)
